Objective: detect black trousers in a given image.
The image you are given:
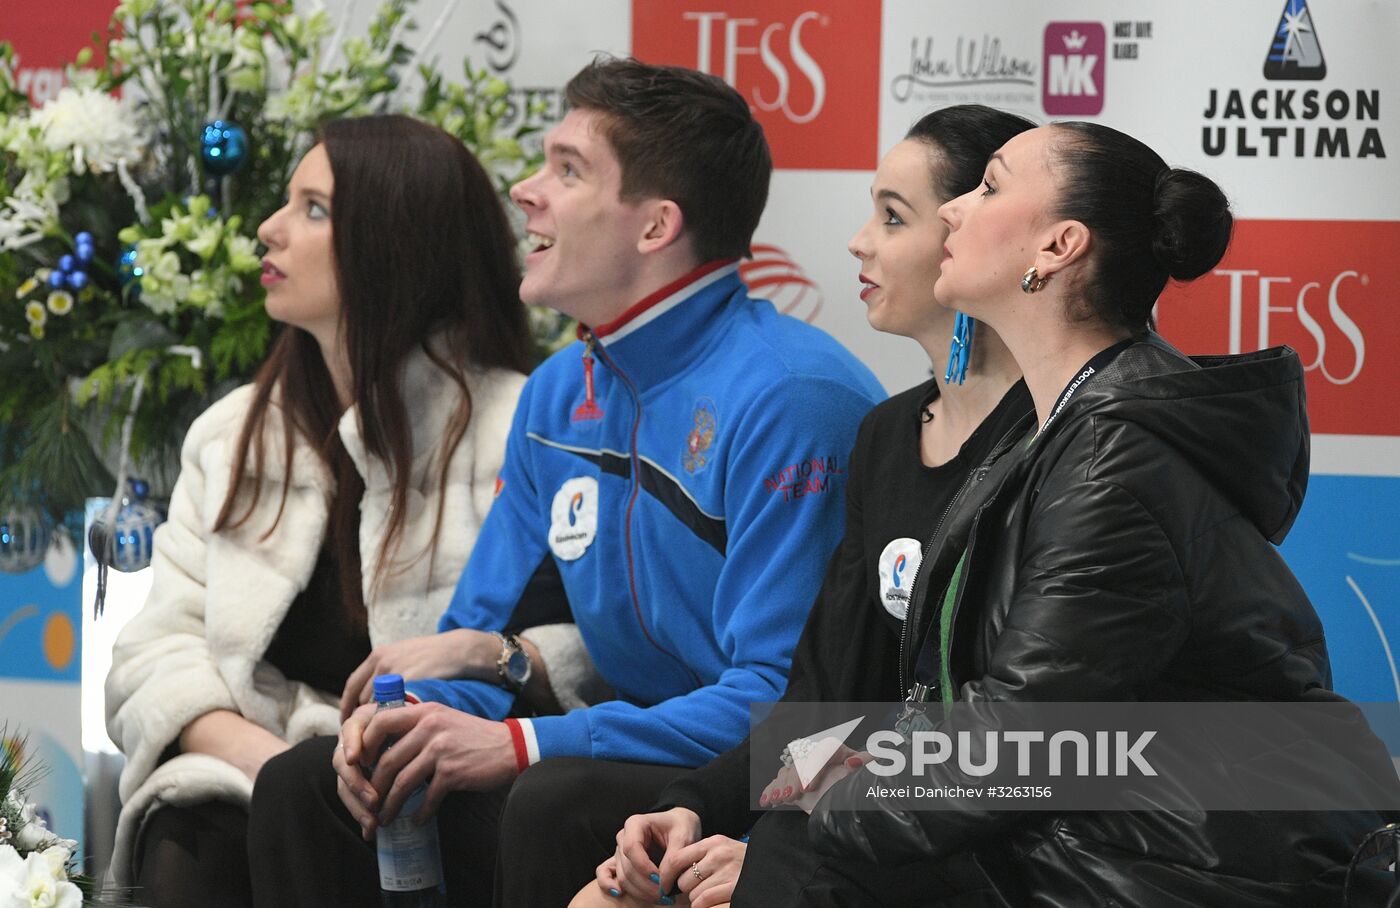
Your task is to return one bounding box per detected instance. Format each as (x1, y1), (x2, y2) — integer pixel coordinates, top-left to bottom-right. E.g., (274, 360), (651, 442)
(246, 736), (689, 908)
(248, 735), (509, 908)
(134, 801), (254, 908)
(494, 757), (690, 907)
(731, 809), (1004, 908)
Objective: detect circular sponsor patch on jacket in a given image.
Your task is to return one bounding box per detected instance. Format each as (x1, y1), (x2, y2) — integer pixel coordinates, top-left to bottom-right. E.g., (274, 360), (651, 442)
(549, 476), (598, 561)
(877, 538), (923, 621)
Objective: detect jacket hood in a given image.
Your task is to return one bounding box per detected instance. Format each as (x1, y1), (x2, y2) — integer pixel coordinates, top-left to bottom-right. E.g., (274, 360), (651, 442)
(1054, 335), (1310, 544)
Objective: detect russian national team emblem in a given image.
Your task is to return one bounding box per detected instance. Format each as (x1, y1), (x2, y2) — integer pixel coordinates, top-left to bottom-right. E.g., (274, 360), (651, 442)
(878, 538), (924, 621)
(684, 398), (718, 474)
(549, 476), (598, 561)
(1264, 0), (1326, 81)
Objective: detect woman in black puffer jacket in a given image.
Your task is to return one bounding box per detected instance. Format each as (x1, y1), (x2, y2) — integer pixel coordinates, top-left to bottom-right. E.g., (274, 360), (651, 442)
(809, 122), (1398, 906)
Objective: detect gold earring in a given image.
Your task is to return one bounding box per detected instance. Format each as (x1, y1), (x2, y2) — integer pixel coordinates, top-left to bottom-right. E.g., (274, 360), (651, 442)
(1020, 266), (1049, 294)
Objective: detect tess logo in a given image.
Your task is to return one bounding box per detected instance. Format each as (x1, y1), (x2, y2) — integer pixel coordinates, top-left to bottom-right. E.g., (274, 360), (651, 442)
(0, 0), (114, 103)
(1158, 220), (1398, 436)
(1043, 22), (1105, 115)
(632, 0), (880, 170)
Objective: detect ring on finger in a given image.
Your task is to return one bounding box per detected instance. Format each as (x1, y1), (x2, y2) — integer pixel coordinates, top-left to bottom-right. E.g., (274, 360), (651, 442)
(691, 861), (704, 881)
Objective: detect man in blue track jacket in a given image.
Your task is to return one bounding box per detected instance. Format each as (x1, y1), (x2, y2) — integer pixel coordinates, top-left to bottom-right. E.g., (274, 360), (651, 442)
(249, 58), (883, 908)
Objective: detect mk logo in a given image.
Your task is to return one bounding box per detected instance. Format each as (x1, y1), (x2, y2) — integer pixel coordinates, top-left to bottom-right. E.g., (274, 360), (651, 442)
(1043, 22), (1105, 115)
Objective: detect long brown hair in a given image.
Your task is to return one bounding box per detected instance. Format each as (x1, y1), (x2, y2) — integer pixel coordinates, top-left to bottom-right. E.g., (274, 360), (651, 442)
(214, 115), (531, 627)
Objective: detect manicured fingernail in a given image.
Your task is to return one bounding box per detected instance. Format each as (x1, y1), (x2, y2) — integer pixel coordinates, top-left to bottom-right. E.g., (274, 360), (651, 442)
(649, 873), (660, 884)
(759, 793), (768, 806)
(847, 756), (865, 768)
(659, 896), (676, 906)
(608, 888), (620, 898)
(783, 785), (793, 798)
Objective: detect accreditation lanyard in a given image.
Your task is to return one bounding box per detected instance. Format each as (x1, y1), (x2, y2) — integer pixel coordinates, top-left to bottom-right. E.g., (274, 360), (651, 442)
(1033, 338), (1135, 442)
(910, 338), (1136, 707)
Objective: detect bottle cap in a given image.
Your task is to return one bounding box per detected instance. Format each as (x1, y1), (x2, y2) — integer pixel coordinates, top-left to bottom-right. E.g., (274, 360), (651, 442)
(372, 674), (405, 703)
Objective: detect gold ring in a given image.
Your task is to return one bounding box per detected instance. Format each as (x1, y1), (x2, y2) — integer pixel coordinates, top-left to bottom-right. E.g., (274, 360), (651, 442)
(691, 861), (703, 880)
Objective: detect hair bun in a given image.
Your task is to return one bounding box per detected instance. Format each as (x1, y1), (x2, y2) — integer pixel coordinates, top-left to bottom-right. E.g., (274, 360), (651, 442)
(1151, 168), (1233, 281)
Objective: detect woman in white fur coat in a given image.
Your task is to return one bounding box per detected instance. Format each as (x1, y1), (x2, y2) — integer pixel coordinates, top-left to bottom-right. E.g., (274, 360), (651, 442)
(104, 115), (535, 905)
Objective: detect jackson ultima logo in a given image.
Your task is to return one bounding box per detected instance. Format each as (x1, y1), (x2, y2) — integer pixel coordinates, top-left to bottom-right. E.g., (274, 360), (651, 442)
(1202, 0), (1385, 159)
(1159, 220), (1398, 437)
(632, 0), (880, 169)
(1263, 0), (1325, 80)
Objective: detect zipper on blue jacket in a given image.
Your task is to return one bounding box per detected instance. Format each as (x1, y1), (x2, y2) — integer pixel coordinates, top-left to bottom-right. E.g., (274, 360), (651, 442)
(587, 333), (702, 687)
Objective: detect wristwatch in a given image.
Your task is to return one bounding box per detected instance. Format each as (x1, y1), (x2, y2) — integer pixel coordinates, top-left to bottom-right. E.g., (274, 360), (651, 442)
(492, 631), (532, 693)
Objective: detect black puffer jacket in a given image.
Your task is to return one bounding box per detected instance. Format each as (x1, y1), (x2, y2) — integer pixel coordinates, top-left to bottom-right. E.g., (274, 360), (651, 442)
(811, 337), (1396, 906)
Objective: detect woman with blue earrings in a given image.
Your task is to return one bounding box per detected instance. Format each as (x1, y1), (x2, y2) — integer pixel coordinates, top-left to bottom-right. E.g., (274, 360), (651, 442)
(570, 104), (1038, 908)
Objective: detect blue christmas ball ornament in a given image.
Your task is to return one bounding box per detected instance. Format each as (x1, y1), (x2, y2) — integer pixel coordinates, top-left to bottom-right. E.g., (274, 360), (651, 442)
(47, 270), (66, 289)
(201, 120), (249, 177)
(117, 245), (144, 298)
(0, 506), (51, 575)
(111, 498), (163, 573)
(66, 270), (89, 291)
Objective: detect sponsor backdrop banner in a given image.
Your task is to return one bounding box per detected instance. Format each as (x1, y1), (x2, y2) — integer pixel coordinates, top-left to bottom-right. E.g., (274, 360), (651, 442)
(0, 536), (85, 860)
(1, 1), (1395, 706)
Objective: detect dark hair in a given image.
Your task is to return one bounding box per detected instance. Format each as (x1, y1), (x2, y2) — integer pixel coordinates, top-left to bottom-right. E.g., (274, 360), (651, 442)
(564, 56), (772, 263)
(905, 104), (1036, 201)
(215, 115), (531, 627)
(1048, 122), (1233, 334)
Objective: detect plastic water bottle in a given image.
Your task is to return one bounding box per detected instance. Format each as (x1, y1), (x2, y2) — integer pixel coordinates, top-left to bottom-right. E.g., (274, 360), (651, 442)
(373, 674), (446, 907)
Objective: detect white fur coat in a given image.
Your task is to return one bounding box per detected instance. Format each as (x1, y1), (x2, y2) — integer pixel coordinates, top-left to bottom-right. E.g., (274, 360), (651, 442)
(104, 348), (525, 884)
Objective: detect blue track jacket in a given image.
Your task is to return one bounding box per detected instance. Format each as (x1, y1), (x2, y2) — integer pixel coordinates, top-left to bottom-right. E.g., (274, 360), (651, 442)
(408, 261), (884, 768)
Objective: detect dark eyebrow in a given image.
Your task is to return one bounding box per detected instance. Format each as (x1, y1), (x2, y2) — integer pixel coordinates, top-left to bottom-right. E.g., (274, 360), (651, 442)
(547, 141), (589, 168)
(292, 185), (331, 202)
(875, 188), (914, 209)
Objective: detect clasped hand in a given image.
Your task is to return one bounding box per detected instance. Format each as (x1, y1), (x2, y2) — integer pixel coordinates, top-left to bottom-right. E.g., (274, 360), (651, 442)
(597, 807), (747, 908)
(338, 628), (495, 720)
(333, 700), (516, 840)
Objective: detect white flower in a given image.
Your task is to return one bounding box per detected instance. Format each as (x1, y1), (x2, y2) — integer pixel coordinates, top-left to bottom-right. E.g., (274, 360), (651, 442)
(226, 234), (260, 273)
(46, 291), (73, 316)
(10, 802), (48, 853)
(28, 86), (148, 174)
(25, 302), (48, 326)
(0, 844), (26, 891)
(0, 192), (59, 252)
(0, 844), (82, 908)
(185, 222), (223, 261)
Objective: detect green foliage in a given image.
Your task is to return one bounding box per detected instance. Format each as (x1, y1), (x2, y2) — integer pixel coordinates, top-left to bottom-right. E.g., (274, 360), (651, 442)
(0, 2), (550, 523)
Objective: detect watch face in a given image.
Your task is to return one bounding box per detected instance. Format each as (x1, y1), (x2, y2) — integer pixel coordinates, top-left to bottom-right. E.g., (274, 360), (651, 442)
(505, 649), (530, 682)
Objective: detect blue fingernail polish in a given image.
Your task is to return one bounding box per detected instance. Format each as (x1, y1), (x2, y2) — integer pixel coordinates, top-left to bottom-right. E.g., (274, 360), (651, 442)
(659, 897), (676, 906)
(608, 888), (620, 898)
(649, 873), (660, 883)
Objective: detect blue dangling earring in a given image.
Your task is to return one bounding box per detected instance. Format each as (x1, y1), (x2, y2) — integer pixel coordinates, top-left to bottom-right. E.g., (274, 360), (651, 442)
(944, 311), (975, 385)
